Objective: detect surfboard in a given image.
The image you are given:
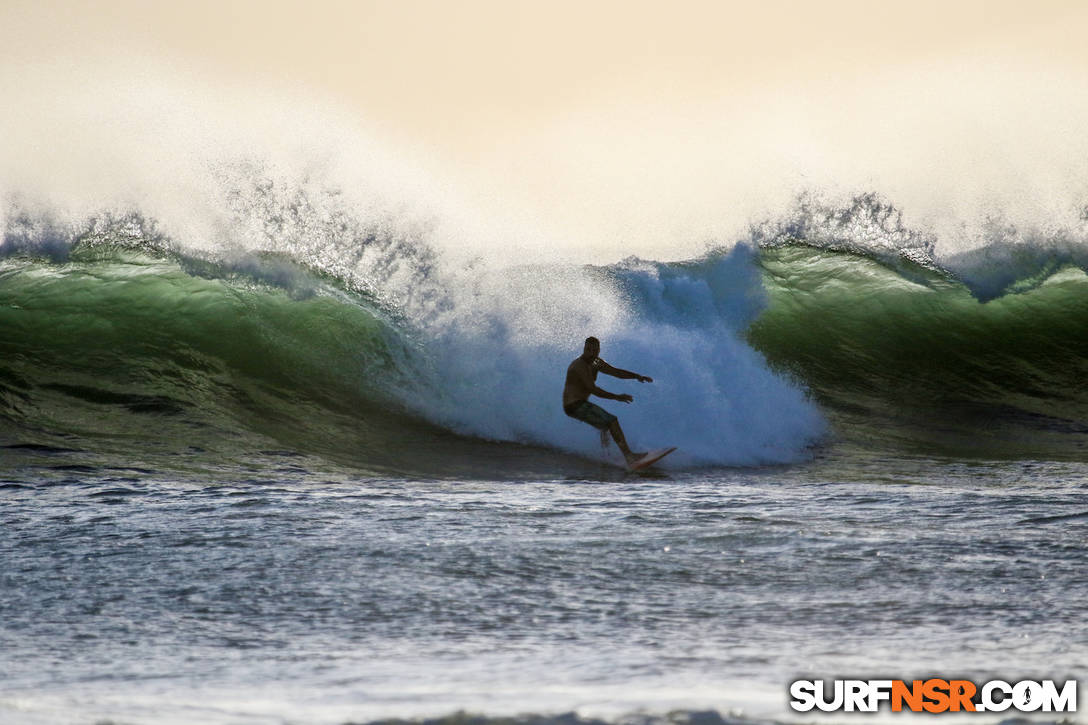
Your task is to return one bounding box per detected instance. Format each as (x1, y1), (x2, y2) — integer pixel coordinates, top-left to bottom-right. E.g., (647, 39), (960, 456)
(627, 447), (676, 472)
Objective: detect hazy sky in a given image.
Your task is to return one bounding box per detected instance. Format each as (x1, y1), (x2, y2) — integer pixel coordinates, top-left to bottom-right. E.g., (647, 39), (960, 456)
(4, 0), (1088, 257)
(4, 0), (1085, 152)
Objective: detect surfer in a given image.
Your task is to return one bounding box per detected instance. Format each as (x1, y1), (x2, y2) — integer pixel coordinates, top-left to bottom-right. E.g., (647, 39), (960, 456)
(563, 336), (653, 465)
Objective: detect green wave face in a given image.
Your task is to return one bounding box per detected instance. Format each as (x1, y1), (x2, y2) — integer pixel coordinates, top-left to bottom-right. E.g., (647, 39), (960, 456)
(0, 249), (435, 473)
(749, 244), (1088, 458)
(7, 235), (1088, 470)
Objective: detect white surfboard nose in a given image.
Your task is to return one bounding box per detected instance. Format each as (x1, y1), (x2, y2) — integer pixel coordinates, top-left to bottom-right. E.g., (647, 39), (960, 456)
(627, 446), (677, 471)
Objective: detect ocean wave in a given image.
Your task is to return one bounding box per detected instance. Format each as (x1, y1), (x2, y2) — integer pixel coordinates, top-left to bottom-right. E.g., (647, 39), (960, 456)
(7, 184), (1088, 469)
(751, 241), (1088, 457)
(0, 190), (826, 471)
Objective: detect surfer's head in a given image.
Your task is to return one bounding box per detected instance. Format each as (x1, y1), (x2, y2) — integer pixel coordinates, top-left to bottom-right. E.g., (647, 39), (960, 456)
(583, 336), (600, 360)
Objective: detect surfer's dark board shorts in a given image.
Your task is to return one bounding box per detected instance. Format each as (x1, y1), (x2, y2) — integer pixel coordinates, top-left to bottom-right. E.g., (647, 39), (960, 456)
(563, 400), (617, 430)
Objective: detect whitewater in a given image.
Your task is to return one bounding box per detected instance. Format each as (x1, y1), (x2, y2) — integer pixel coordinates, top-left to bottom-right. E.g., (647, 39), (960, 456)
(2, 69), (1088, 725)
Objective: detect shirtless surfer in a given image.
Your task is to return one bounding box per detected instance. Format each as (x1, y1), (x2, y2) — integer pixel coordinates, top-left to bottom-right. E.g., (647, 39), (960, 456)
(563, 336), (653, 465)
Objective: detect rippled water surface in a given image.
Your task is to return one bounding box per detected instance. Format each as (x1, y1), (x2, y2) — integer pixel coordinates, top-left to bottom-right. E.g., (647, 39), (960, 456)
(2, 451), (1086, 724)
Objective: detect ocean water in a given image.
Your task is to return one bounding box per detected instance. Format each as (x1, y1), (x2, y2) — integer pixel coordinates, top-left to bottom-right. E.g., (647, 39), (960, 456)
(3, 171), (1088, 724)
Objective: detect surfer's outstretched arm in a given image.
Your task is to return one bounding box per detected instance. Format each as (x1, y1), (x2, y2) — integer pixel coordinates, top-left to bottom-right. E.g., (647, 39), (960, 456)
(597, 359), (653, 383)
(592, 386), (633, 404)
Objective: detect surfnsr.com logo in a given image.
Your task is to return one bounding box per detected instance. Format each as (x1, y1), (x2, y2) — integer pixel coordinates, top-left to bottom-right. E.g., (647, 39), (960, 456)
(789, 679), (1078, 713)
